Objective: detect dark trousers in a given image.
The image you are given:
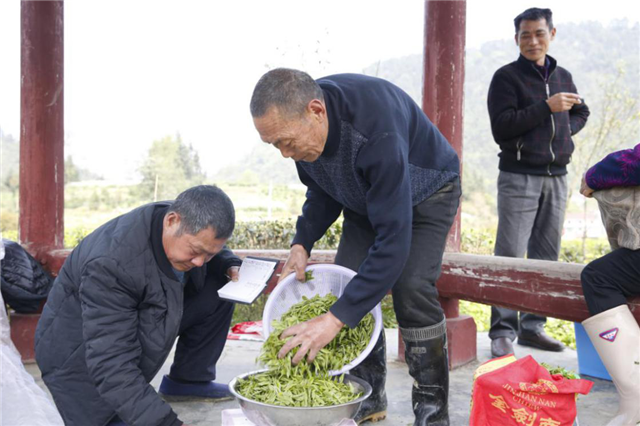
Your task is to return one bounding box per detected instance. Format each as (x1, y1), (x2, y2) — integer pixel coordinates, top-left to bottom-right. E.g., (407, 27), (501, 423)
(490, 172), (567, 340)
(581, 248), (640, 316)
(169, 276), (235, 382)
(109, 276), (234, 424)
(334, 177), (461, 329)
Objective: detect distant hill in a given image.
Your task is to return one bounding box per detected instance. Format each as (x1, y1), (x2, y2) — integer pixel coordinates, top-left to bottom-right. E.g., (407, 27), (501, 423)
(362, 20), (640, 196)
(214, 21), (638, 189)
(7, 20), (634, 192)
(213, 142), (298, 184)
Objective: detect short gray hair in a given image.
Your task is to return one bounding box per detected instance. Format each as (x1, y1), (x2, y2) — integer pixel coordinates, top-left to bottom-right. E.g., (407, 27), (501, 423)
(250, 68), (324, 118)
(168, 185), (235, 239)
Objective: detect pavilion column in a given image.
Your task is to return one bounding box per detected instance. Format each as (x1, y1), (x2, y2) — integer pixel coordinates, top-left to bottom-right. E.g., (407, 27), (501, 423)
(13, 1), (64, 363)
(19, 1), (64, 261)
(423, 0), (465, 251)
(399, 0), (476, 369)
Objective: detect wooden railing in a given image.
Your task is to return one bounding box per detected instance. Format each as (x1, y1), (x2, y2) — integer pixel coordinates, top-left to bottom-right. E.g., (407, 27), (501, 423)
(235, 250), (640, 323)
(11, 249), (640, 365)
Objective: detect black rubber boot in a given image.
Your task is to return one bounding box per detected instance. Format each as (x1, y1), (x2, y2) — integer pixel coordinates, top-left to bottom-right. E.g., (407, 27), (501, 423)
(401, 320), (450, 426)
(352, 332), (387, 424)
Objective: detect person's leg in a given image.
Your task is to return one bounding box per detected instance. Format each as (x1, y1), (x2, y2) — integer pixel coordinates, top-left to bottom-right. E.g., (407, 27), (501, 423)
(490, 171), (540, 356)
(159, 276), (235, 401)
(335, 209), (388, 424)
(393, 177), (461, 426)
(517, 175), (567, 351)
(582, 249), (640, 425)
(581, 248), (640, 315)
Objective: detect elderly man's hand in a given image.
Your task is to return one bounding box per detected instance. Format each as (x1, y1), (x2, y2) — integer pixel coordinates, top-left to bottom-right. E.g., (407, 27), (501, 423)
(227, 266), (240, 281)
(580, 174), (595, 198)
(278, 312), (344, 365)
(546, 92), (582, 113)
(278, 244), (309, 283)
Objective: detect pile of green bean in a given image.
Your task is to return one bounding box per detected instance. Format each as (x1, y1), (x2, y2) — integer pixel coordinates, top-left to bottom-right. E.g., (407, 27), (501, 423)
(235, 368), (359, 407)
(236, 293), (375, 407)
(259, 294), (374, 374)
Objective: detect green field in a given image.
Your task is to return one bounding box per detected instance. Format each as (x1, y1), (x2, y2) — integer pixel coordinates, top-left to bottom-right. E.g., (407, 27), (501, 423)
(1, 180), (610, 348)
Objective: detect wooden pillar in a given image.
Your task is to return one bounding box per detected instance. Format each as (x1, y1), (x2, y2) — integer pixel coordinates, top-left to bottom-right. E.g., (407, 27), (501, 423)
(19, 0), (64, 261)
(398, 0), (476, 368)
(14, 0), (64, 363)
(423, 0), (466, 252)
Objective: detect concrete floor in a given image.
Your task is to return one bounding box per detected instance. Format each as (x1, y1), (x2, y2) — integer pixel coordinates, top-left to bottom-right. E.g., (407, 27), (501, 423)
(25, 330), (619, 426)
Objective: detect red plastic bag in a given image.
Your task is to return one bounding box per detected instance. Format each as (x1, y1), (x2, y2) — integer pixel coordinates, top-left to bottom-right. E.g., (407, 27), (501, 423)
(227, 320), (264, 341)
(470, 355), (593, 426)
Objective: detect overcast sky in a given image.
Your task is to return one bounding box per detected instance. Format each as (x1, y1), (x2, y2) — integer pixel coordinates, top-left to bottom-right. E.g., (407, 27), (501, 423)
(1, 0), (638, 181)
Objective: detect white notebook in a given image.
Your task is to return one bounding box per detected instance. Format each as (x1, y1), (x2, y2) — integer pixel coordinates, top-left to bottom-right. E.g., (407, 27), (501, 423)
(217, 256), (279, 304)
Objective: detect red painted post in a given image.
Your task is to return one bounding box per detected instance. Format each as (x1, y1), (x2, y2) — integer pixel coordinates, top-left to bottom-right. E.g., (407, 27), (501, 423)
(9, 313), (40, 364)
(19, 0), (64, 261)
(398, 0), (476, 368)
(14, 0), (64, 363)
(423, 0), (466, 249)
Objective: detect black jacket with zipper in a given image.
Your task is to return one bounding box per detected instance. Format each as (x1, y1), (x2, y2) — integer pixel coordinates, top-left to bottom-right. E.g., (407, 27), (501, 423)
(487, 54), (590, 175)
(34, 202), (241, 426)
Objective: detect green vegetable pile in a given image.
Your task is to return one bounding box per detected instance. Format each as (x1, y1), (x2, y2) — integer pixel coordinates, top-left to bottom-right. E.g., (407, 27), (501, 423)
(235, 368), (360, 407)
(236, 293), (375, 407)
(259, 294), (374, 374)
(541, 363), (581, 380)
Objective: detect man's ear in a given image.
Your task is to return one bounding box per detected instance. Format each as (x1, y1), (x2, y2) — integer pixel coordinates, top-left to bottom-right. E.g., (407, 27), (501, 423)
(307, 99), (326, 121)
(514, 33), (519, 45)
(550, 27), (556, 41)
(164, 211), (181, 231)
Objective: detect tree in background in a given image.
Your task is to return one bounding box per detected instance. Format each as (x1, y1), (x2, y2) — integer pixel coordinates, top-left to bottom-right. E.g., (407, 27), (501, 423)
(138, 134), (206, 201)
(65, 155), (80, 183)
(1, 168), (19, 211)
(569, 64), (640, 257)
(64, 155), (103, 184)
(569, 65), (640, 189)
(1, 132), (19, 208)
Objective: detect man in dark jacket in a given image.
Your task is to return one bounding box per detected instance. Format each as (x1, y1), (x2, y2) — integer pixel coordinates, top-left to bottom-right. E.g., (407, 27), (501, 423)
(35, 185), (242, 426)
(251, 69), (460, 426)
(487, 7), (590, 358)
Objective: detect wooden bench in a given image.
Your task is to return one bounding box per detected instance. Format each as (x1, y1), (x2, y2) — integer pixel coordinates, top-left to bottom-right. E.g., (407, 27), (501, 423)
(237, 250), (640, 367)
(10, 249), (640, 368)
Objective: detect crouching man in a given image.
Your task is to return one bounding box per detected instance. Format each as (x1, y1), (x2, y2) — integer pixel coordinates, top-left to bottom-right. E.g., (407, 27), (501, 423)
(35, 185), (242, 426)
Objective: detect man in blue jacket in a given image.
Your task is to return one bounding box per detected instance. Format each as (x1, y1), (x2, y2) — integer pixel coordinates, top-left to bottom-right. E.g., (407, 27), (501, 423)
(35, 185), (241, 426)
(487, 7), (590, 358)
(251, 69), (460, 425)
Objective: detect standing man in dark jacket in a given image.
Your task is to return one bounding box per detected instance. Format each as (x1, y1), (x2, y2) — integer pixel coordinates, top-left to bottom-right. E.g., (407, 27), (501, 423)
(487, 7), (590, 358)
(35, 185), (242, 426)
(251, 69), (460, 425)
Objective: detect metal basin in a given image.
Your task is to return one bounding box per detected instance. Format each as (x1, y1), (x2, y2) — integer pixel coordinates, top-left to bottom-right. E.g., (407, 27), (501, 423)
(229, 369), (372, 426)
